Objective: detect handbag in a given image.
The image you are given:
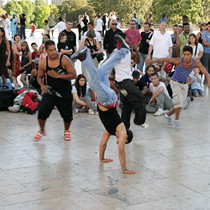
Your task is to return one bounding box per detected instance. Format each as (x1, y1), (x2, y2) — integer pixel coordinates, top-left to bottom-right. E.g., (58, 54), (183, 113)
(96, 52), (104, 62)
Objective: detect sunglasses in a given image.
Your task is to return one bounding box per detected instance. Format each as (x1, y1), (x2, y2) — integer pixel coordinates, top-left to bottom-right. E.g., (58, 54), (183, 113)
(112, 23), (117, 25)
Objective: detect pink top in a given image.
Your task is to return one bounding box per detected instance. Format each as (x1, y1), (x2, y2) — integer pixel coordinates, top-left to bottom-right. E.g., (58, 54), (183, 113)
(125, 29), (142, 47)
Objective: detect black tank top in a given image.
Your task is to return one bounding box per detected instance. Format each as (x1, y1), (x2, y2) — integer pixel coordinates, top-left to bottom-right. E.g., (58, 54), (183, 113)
(46, 54), (72, 96)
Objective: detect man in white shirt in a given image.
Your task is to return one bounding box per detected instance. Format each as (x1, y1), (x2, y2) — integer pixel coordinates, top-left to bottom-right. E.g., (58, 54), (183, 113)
(95, 15), (103, 36)
(147, 21), (173, 59)
(50, 17), (66, 33)
(149, 72), (173, 116)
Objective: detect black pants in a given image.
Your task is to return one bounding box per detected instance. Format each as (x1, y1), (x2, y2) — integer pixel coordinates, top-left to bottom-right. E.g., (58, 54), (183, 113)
(118, 79), (146, 129)
(38, 93), (73, 123)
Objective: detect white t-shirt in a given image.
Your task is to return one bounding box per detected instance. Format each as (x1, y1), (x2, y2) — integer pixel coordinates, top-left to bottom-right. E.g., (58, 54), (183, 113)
(50, 21), (66, 33)
(95, 18), (103, 32)
(149, 31), (173, 58)
(115, 51), (133, 82)
(191, 43), (203, 58)
(150, 81), (170, 97)
(82, 30), (102, 42)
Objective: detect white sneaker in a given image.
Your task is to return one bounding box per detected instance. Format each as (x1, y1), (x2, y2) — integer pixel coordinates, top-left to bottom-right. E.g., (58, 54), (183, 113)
(8, 105), (20, 112)
(140, 123), (149, 128)
(154, 108), (164, 116)
(88, 109), (95, 115)
(163, 114), (173, 125)
(73, 108), (79, 114)
(174, 120), (180, 128)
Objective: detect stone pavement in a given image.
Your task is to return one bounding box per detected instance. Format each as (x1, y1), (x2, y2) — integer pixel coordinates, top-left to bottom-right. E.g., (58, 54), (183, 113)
(1, 87), (210, 210)
(1, 29), (210, 210)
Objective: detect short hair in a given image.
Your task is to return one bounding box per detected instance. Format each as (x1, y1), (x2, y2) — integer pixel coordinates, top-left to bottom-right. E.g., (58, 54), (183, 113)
(44, 20), (48, 24)
(14, 34), (20, 40)
(58, 32), (66, 41)
(58, 17), (62, 21)
(183, 22), (190, 27)
(88, 21), (94, 26)
(45, 40), (55, 49)
(144, 22), (151, 26)
(150, 72), (159, 78)
(31, 42), (38, 46)
(208, 21), (210, 25)
(182, 15), (188, 19)
(86, 30), (96, 38)
(173, 24), (178, 27)
(183, 45), (193, 54)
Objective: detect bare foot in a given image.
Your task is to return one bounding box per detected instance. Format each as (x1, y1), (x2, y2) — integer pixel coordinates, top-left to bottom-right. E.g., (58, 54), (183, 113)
(122, 169), (136, 175)
(100, 158), (113, 163)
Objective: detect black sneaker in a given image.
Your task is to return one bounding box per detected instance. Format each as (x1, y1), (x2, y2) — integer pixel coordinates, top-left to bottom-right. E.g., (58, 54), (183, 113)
(71, 46), (87, 61)
(115, 34), (129, 49)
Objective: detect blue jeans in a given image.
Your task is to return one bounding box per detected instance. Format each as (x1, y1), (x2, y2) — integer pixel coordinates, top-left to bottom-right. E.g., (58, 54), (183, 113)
(82, 48), (129, 106)
(137, 53), (148, 72)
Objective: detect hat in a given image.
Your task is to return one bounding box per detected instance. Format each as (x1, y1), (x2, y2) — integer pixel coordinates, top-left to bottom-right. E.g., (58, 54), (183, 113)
(126, 129), (133, 144)
(132, 70), (140, 79)
(164, 63), (173, 73)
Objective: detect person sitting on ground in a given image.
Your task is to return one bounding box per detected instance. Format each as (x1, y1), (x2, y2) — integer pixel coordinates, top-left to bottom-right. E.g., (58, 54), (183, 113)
(72, 74), (98, 114)
(148, 72), (173, 116)
(71, 35), (136, 175)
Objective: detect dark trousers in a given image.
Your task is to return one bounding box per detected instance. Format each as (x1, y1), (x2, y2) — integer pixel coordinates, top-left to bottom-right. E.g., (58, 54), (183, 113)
(119, 79), (146, 129)
(20, 25), (26, 39)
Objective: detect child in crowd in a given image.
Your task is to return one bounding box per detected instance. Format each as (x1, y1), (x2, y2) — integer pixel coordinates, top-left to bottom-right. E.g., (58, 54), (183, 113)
(72, 74), (98, 114)
(189, 68), (204, 97)
(31, 42), (39, 60)
(30, 23), (35, 37)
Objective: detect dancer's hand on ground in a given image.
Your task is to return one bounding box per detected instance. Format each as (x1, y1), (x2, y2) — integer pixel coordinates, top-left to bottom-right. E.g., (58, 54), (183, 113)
(122, 169), (136, 175)
(100, 158), (113, 163)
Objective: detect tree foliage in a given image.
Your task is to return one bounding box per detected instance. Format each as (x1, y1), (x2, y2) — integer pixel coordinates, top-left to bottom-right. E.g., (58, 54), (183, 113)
(57, 0), (95, 23)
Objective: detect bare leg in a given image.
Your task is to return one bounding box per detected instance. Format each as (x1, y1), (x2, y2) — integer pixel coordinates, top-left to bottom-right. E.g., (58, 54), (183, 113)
(99, 130), (113, 163)
(20, 74), (27, 86)
(63, 120), (71, 131)
(174, 107), (182, 120)
(38, 119), (46, 132)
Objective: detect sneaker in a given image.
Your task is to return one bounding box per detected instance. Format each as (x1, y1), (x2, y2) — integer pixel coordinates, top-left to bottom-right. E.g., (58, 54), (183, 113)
(8, 105), (20, 113)
(88, 109), (95, 115)
(174, 120), (180, 128)
(163, 114), (173, 125)
(184, 96), (191, 110)
(154, 108), (164, 116)
(140, 123), (149, 128)
(114, 34), (129, 49)
(64, 130), (71, 141)
(71, 46), (87, 61)
(73, 108), (79, 114)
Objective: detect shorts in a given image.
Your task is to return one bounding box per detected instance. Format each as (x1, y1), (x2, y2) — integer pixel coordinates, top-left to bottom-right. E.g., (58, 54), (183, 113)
(97, 106), (122, 135)
(170, 80), (188, 108)
(38, 93), (73, 122)
(49, 26), (54, 29)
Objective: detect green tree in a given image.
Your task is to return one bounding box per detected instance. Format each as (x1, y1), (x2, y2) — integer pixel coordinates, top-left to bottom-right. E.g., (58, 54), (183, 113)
(18, 0), (35, 26)
(34, 4), (52, 28)
(152, 0), (205, 25)
(88, 0), (153, 25)
(57, 0), (95, 23)
(4, 0), (23, 17)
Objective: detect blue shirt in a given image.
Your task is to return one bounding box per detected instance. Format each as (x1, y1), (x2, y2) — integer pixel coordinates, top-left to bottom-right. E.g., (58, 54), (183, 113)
(202, 31), (210, 54)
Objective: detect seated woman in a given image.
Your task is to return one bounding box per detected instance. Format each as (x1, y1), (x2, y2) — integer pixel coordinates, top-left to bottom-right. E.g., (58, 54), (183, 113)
(72, 74), (98, 114)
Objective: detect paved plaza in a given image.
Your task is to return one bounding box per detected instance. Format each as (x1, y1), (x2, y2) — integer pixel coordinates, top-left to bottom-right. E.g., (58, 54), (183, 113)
(1, 30), (210, 209)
